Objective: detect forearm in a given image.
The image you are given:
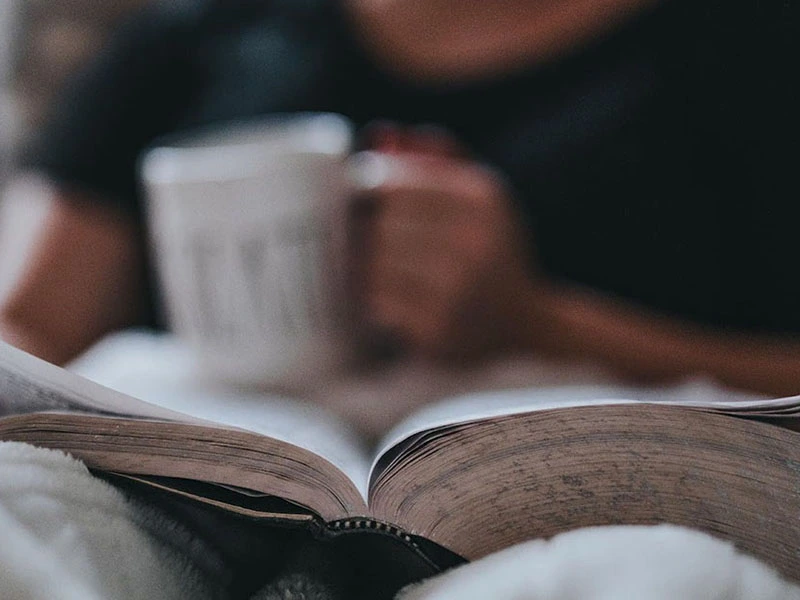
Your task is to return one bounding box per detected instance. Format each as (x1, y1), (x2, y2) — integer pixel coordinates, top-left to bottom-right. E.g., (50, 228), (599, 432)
(533, 283), (800, 397)
(0, 193), (147, 365)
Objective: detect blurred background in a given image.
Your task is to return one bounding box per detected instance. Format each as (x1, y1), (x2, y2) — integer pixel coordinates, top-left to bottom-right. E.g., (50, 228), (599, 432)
(0, 0), (149, 297)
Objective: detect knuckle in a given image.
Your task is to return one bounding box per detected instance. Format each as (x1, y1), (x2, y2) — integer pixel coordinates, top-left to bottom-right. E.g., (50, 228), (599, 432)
(459, 166), (504, 206)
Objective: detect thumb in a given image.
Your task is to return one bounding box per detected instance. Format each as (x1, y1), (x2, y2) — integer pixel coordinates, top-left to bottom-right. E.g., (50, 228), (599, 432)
(362, 121), (466, 158)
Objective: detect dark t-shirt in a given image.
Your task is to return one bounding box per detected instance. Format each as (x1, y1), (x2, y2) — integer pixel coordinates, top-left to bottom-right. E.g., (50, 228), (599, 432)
(26, 0), (799, 332)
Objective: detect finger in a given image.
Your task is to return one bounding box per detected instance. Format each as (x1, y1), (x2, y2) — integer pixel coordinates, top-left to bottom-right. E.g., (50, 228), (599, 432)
(366, 235), (469, 326)
(360, 121), (467, 158)
(360, 120), (404, 153)
(377, 185), (492, 227)
(368, 288), (451, 356)
(352, 151), (506, 214)
(370, 208), (492, 272)
(375, 183), (509, 269)
(400, 125), (467, 158)
(368, 251), (458, 306)
(350, 154), (495, 239)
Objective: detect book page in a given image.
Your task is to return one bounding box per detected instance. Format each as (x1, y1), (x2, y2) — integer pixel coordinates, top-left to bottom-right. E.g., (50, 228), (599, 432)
(69, 331), (372, 496)
(0, 340), (187, 421)
(371, 379), (799, 478)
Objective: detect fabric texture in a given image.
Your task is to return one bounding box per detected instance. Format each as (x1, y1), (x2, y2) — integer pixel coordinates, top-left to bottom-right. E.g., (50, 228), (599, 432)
(0, 441), (228, 600)
(397, 525), (800, 600)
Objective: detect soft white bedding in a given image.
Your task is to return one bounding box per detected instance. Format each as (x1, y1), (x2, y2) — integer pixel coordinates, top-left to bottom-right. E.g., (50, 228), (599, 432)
(399, 525), (800, 600)
(0, 441), (225, 600)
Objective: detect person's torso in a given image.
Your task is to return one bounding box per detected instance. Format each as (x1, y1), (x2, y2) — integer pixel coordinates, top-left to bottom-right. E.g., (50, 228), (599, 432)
(156, 0), (799, 332)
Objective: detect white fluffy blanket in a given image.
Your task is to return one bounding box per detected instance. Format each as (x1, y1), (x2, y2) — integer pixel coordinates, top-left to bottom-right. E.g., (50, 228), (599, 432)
(0, 441), (226, 600)
(399, 526), (800, 600)
(2, 441), (799, 600)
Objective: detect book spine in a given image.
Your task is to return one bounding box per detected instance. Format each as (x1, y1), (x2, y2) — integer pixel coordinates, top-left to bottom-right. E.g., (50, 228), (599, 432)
(327, 518), (418, 548)
(323, 518), (467, 572)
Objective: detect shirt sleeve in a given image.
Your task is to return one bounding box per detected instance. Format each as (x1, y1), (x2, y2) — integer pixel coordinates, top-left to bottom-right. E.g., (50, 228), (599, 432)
(21, 1), (204, 216)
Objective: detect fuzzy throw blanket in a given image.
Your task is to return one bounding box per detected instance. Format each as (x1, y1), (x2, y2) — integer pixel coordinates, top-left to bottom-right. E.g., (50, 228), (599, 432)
(2, 441), (800, 600)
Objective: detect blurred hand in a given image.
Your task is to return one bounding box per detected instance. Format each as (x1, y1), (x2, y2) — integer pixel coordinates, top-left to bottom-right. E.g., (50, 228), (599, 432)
(354, 125), (544, 362)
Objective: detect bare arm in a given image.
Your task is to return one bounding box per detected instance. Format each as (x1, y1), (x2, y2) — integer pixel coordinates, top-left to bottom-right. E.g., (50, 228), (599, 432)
(0, 192), (147, 365)
(362, 129), (800, 398)
(345, 0), (659, 82)
(533, 284), (800, 397)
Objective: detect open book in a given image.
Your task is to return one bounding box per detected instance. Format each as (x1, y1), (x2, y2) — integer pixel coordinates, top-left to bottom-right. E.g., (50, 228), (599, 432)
(1, 336), (799, 580)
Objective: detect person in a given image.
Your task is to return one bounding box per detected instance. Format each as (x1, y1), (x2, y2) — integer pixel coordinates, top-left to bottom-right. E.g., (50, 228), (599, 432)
(1, 0), (798, 395)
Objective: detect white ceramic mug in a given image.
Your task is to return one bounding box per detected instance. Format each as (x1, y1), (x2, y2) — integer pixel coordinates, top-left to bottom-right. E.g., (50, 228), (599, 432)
(142, 113), (367, 389)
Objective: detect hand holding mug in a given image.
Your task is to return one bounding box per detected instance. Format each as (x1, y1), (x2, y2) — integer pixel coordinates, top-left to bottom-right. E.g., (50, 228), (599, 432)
(357, 126), (546, 361)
